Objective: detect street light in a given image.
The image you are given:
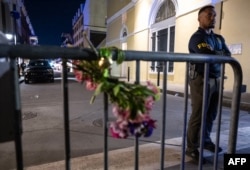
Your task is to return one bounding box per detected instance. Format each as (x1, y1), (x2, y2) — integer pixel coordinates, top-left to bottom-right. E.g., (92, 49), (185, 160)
(5, 33), (14, 40)
(0, 31), (9, 44)
(5, 33), (16, 44)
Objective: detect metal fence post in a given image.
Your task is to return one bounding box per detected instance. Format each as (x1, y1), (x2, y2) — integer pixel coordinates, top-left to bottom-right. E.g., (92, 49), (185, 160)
(62, 59), (71, 170)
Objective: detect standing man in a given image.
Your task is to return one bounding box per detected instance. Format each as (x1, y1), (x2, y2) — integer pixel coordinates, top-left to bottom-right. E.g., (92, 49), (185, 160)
(186, 5), (231, 163)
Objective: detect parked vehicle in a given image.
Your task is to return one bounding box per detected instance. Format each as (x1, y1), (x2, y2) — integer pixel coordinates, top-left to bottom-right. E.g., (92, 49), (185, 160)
(52, 60), (72, 72)
(24, 60), (54, 84)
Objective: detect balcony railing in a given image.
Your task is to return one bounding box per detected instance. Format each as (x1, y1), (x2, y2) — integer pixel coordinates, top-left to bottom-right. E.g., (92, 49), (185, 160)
(0, 44), (243, 170)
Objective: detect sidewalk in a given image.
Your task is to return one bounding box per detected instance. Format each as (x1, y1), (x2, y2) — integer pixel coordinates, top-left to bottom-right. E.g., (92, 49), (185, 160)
(24, 127), (250, 170)
(165, 83), (250, 112)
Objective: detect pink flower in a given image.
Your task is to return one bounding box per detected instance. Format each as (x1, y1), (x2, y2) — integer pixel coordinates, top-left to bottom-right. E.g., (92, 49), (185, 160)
(146, 81), (159, 94)
(73, 56), (159, 139)
(145, 96), (154, 111)
(110, 121), (129, 138)
(112, 105), (130, 119)
(112, 105), (119, 117)
(118, 120), (128, 129)
(86, 80), (97, 91)
(74, 70), (83, 82)
(72, 60), (81, 66)
(110, 124), (121, 138)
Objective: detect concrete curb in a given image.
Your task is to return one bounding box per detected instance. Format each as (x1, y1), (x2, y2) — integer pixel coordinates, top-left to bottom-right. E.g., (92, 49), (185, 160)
(23, 138), (190, 170)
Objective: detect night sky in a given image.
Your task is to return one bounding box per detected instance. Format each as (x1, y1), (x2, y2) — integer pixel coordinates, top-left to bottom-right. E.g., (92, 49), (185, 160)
(24, 0), (85, 46)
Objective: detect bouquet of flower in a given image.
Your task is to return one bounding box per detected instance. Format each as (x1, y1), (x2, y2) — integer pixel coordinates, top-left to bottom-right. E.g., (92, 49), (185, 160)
(73, 47), (160, 138)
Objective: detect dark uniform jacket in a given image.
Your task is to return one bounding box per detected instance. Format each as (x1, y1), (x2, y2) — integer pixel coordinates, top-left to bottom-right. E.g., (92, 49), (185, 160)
(188, 27), (231, 78)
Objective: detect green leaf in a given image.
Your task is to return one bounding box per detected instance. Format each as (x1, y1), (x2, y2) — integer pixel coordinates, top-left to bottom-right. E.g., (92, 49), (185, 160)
(99, 49), (104, 57)
(117, 50), (125, 64)
(99, 48), (107, 57)
(154, 93), (161, 101)
(113, 85), (120, 96)
(94, 82), (104, 96)
(74, 46), (161, 125)
(99, 48), (111, 58)
(103, 69), (109, 77)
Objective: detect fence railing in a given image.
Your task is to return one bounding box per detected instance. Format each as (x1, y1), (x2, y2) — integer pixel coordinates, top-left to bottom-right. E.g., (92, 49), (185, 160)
(0, 44), (243, 170)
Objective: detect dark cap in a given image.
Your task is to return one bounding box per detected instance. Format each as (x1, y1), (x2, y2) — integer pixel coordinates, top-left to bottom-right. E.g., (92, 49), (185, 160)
(198, 5), (214, 15)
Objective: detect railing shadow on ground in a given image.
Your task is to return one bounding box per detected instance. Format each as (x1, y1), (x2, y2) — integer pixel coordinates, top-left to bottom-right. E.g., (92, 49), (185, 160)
(0, 44), (243, 170)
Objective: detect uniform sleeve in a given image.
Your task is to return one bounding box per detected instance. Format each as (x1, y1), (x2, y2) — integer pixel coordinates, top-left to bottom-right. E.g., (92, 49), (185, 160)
(216, 35), (231, 56)
(188, 33), (215, 54)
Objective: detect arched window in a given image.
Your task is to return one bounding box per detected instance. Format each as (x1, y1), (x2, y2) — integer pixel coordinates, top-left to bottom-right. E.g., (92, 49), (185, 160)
(121, 28), (127, 50)
(120, 25), (128, 42)
(150, 0), (176, 73)
(122, 29), (127, 38)
(155, 0), (176, 23)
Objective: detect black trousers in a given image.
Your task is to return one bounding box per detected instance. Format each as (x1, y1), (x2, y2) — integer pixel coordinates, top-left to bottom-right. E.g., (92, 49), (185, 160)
(187, 74), (220, 151)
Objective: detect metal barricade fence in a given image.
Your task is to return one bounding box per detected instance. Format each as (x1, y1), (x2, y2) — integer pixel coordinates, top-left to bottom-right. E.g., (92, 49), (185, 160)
(0, 44), (242, 170)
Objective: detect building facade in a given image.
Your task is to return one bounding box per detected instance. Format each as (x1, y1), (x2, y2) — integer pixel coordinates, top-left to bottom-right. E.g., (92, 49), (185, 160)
(72, 0), (107, 48)
(0, 0), (36, 46)
(106, 0), (250, 92)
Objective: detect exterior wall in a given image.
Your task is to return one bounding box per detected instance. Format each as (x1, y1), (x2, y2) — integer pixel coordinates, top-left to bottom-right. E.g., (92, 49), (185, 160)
(107, 0), (153, 80)
(73, 13), (84, 47)
(106, 16), (121, 44)
(174, 12), (196, 83)
(106, 0), (250, 92)
(83, 0), (106, 31)
(220, 0), (250, 91)
(20, 2), (35, 44)
(73, 0), (107, 48)
(0, 0), (15, 35)
(0, 0), (35, 45)
(107, 0), (131, 18)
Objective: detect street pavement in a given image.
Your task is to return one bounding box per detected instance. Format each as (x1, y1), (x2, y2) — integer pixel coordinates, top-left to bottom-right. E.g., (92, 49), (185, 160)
(1, 74), (250, 170)
(23, 82), (250, 170)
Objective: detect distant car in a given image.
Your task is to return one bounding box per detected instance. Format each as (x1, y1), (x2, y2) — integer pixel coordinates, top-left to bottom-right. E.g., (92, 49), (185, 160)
(24, 60), (54, 84)
(52, 61), (72, 72)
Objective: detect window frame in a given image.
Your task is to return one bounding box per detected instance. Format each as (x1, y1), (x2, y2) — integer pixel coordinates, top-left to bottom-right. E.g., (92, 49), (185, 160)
(150, 17), (175, 74)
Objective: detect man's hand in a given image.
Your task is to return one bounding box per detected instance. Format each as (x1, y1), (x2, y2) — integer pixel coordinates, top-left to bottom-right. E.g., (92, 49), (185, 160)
(215, 50), (231, 56)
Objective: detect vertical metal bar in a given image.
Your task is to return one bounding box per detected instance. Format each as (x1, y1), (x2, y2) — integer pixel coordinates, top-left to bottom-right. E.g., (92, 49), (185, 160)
(12, 59), (23, 170)
(180, 62), (190, 170)
(134, 137), (139, 170)
(103, 92), (109, 170)
(157, 70), (160, 86)
(213, 64), (225, 170)
(62, 59), (71, 170)
(160, 61), (167, 170)
(14, 110), (23, 170)
(228, 62), (242, 153)
(198, 63), (209, 170)
(134, 60), (140, 170)
(135, 61), (140, 85)
(127, 66), (130, 82)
